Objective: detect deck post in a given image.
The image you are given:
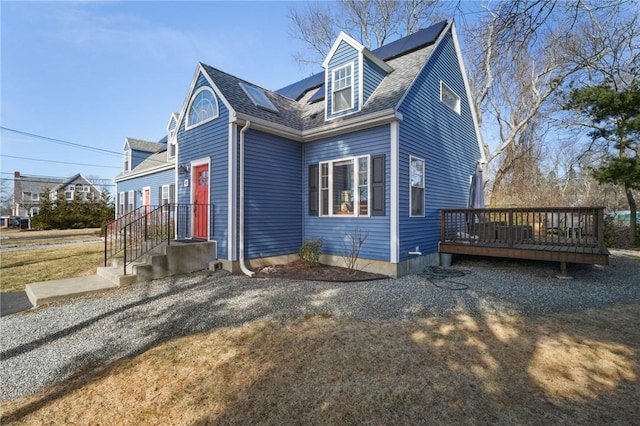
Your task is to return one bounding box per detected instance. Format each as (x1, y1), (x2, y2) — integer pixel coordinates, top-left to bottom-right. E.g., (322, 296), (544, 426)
(508, 209), (514, 247)
(440, 210), (445, 242)
(597, 207), (605, 253)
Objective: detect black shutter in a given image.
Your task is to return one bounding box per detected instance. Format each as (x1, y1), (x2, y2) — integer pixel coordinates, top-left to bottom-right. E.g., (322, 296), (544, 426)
(124, 191), (129, 213)
(158, 186), (163, 205)
(169, 184), (175, 204)
(309, 164), (319, 216)
(371, 154), (385, 216)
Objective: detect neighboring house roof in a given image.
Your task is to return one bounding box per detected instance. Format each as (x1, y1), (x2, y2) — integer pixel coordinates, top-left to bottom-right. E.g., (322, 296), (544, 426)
(126, 138), (164, 153)
(195, 20), (449, 136)
(15, 175), (65, 195)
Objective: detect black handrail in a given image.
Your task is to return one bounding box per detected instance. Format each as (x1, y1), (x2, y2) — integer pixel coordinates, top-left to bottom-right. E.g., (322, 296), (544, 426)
(104, 204), (212, 275)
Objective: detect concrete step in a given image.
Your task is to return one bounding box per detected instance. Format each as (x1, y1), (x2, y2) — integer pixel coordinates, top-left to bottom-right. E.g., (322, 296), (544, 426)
(25, 275), (118, 307)
(96, 266), (139, 287)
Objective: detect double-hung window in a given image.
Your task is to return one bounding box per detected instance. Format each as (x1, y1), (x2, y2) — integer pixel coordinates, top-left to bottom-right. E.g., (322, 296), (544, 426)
(124, 149), (131, 173)
(319, 155), (369, 216)
(332, 64), (353, 113)
(118, 192), (125, 216)
(410, 156), (425, 217)
(128, 190), (135, 213)
(161, 185), (170, 206)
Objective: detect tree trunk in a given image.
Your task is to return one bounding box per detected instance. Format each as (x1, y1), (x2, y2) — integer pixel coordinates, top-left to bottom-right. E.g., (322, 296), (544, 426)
(625, 183), (637, 246)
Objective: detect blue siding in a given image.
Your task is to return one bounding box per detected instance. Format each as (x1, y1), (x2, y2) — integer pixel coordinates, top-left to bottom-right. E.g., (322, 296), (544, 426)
(177, 72), (230, 258)
(304, 125), (391, 261)
(327, 41), (360, 119)
(244, 129), (302, 259)
(116, 168), (174, 207)
(363, 56), (387, 103)
(397, 31), (481, 260)
(131, 149), (148, 170)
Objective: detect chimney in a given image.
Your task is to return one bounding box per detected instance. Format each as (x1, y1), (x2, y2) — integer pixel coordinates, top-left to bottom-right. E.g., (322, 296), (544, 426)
(14, 171), (20, 179)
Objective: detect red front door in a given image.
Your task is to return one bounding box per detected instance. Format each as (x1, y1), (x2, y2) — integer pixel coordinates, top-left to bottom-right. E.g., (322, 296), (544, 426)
(194, 164), (209, 239)
(143, 188), (151, 214)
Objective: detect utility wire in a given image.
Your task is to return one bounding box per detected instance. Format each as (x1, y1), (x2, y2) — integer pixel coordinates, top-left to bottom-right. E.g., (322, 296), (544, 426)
(1, 155), (121, 169)
(1, 126), (173, 167)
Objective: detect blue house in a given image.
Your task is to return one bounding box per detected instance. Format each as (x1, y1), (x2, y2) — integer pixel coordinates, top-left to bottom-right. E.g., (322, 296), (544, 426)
(118, 20), (484, 277)
(114, 112), (178, 217)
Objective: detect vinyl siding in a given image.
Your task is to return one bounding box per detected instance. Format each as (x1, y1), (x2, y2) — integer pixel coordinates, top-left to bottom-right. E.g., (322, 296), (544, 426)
(326, 41), (360, 119)
(304, 125), (391, 261)
(131, 149), (150, 170)
(177, 72), (230, 258)
(397, 31), (481, 260)
(116, 168), (174, 206)
(243, 129), (303, 259)
(362, 56), (387, 104)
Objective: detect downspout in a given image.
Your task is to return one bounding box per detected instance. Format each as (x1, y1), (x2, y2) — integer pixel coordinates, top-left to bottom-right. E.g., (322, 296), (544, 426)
(239, 120), (255, 277)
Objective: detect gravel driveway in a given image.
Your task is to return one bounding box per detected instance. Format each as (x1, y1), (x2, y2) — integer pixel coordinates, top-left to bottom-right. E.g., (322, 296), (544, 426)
(2, 250), (639, 402)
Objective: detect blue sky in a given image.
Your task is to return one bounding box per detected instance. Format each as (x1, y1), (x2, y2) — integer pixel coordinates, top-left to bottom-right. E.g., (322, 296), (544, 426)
(1, 1), (314, 191)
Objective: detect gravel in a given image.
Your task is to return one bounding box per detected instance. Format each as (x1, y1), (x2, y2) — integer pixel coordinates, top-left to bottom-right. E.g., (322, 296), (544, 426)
(1, 250), (639, 402)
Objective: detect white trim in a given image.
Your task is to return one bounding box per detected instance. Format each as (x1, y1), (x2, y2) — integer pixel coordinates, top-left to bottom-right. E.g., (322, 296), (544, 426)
(358, 54), (364, 111)
(390, 121), (399, 263)
(450, 21), (487, 164)
(331, 62), (355, 114)
(185, 86), (220, 130)
(123, 148), (131, 174)
(440, 81), (461, 114)
(161, 184), (170, 205)
(318, 155), (370, 218)
(114, 163), (174, 182)
(228, 123), (237, 261)
(127, 189), (135, 212)
(322, 32), (364, 68)
(176, 63), (236, 137)
(190, 157), (211, 240)
(409, 156), (426, 217)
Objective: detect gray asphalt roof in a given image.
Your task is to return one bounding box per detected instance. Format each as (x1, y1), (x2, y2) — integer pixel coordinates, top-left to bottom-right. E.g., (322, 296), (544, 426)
(200, 24), (444, 133)
(126, 138), (164, 153)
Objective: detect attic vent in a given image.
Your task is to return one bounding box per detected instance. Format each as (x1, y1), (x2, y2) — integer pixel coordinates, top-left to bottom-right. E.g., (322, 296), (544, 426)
(239, 82), (278, 113)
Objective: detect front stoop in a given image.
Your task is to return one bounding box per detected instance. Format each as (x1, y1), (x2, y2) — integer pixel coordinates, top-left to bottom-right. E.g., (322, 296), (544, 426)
(25, 241), (218, 308)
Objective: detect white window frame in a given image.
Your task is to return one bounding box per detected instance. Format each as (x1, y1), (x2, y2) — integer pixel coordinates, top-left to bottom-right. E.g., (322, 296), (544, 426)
(124, 148), (132, 173)
(65, 190), (74, 201)
(440, 81), (461, 114)
(128, 190), (135, 213)
(161, 184), (170, 206)
(185, 87), (219, 130)
(332, 63), (354, 114)
(30, 207), (39, 216)
(409, 156), (425, 217)
(31, 192), (40, 201)
(118, 192), (125, 216)
(319, 155), (370, 217)
(168, 129), (177, 160)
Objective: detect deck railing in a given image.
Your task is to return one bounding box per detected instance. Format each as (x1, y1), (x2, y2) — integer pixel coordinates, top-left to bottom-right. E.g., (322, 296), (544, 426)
(440, 207), (606, 253)
(104, 203), (212, 275)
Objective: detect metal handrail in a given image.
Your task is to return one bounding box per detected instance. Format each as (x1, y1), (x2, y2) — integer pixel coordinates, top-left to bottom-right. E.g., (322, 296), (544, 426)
(104, 203), (213, 275)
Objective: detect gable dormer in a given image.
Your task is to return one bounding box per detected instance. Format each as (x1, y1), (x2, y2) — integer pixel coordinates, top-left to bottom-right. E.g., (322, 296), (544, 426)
(323, 32), (393, 120)
(166, 112), (179, 161)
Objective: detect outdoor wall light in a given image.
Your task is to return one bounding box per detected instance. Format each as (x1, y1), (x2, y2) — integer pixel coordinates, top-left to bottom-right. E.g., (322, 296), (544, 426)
(179, 164), (190, 174)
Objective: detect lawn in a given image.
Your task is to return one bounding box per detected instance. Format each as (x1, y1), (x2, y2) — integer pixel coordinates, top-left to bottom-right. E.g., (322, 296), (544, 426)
(0, 228), (104, 292)
(1, 304), (638, 425)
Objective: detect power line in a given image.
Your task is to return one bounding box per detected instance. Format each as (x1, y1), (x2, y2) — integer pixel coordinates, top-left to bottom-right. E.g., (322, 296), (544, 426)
(1, 155), (121, 169)
(1, 126), (173, 168)
(0, 177), (115, 188)
(1, 126), (124, 157)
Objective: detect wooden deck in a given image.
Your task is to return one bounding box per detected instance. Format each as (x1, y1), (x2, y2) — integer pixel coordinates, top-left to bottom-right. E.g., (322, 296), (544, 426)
(440, 207), (609, 267)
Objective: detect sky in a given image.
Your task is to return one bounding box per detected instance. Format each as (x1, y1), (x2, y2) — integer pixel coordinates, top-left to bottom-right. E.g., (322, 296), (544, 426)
(1, 0), (315, 192)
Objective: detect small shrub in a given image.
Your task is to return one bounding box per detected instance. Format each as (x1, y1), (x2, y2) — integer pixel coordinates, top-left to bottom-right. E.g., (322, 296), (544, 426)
(603, 215), (620, 247)
(299, 238), (323, 267)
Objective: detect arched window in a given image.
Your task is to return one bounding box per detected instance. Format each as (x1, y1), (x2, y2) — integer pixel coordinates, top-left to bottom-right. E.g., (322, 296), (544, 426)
(186, 87), (219, 129)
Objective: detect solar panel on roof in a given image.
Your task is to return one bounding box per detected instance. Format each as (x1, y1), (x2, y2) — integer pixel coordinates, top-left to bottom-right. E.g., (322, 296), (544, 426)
(239, 82), (279, 113)
(372, 20), (447, 61)
(275, 20), (448, 103)
(276, 72), (324, 100)
(308, 84), (325, 103)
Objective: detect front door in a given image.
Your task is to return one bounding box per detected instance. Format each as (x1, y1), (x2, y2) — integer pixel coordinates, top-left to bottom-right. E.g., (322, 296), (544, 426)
(143, 188), (151, 214)
(194, 164), (209, 239)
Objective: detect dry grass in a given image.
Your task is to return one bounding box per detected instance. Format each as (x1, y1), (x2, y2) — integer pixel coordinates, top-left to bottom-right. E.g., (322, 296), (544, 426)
(2, 303), (638, 425)
(0, 243), (104, 292)
(0, 228), (101, 248)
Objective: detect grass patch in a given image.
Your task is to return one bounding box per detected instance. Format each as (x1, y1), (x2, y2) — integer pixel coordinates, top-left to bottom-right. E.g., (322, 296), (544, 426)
(0, 243), (103, 292)
(2, 303), (638, 425)
(0, 228), (101, 248)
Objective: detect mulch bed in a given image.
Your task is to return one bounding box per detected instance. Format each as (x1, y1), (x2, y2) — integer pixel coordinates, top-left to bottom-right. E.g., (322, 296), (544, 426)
(252, 261), (388, 282)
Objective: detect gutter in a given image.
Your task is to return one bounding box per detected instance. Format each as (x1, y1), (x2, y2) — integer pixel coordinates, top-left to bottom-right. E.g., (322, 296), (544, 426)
(238, 120), (255, 277)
